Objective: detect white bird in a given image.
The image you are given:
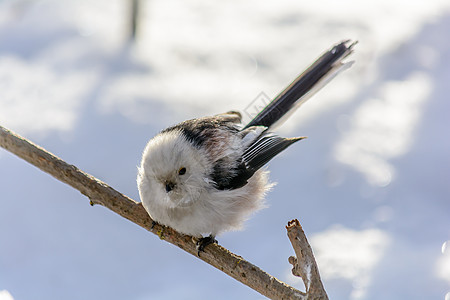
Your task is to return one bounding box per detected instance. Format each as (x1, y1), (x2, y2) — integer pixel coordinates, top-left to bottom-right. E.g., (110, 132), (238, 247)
(137, 40), (356, 253)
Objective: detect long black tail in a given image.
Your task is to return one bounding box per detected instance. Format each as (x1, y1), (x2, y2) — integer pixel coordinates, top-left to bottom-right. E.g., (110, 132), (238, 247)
(244, 40), (356, 130)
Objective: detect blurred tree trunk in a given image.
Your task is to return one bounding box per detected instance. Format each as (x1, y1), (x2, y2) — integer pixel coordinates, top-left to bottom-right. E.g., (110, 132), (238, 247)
(130, 0), (140, 40)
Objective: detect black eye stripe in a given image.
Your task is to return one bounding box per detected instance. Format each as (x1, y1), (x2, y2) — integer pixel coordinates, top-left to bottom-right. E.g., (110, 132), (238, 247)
(178, 167), (186, 175)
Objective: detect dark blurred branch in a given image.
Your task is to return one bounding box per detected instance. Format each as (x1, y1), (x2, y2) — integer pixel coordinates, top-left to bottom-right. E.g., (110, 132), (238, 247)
(130, 0), (140, 40)
(0, 125), (310, 299)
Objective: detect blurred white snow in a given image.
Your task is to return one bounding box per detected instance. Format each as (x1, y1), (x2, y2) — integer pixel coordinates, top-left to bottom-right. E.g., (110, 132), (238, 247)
(0, 291), (13, 300)
(334, 72), (432, 186)
(312, 226), (390, 299)
(1, 0), (450, 299)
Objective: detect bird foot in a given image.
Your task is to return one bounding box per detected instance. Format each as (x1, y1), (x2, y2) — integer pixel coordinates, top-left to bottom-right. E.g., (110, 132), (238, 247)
(196, 235), (217, 256)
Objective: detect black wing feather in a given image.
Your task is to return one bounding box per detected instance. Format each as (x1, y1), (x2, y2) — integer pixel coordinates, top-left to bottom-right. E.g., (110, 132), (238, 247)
(243, 134), (304, 172)
(212, 133), (304, 190)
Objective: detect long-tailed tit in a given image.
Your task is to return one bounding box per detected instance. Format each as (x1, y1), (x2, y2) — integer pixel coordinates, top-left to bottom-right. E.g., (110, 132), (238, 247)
(137, 40), (356, 252)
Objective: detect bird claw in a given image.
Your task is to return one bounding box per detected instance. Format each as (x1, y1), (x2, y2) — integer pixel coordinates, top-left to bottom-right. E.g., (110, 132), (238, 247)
(196, 235), (217, 256)
(151, 220), (157, 230)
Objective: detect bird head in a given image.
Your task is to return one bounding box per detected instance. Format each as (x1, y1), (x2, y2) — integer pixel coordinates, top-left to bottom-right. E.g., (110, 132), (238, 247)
(137, 129), (210, 209)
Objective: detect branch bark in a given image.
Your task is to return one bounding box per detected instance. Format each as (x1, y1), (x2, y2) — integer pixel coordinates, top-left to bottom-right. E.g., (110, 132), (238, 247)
(287, 219), (328, 299)
(0, 125), (325, 299)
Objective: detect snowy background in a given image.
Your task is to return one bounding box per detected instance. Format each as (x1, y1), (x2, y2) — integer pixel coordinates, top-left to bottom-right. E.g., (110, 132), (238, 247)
(1, 0), (450, 299)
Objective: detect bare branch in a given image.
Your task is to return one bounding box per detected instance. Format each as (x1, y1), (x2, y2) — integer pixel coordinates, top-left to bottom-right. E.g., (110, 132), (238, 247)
(287, 219), (328, 299)
(0, 125), (306, 300)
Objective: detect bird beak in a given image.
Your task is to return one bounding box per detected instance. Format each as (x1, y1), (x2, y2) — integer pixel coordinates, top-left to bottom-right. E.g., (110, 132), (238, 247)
(165, 181), (175, 193)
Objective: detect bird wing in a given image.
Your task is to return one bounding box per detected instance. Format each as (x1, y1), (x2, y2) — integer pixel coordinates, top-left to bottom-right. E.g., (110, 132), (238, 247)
(242, 132), (305, 173)
(211, 129), (304, 190)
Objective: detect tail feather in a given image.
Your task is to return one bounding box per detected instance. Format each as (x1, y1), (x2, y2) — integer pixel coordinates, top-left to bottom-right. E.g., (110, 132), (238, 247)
(244, 40), (356, 130)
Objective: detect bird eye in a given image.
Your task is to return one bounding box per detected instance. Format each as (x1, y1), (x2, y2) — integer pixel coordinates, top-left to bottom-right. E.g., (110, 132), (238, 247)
(178, 167), (186, 175)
